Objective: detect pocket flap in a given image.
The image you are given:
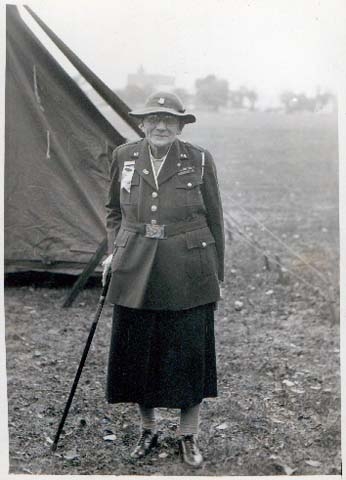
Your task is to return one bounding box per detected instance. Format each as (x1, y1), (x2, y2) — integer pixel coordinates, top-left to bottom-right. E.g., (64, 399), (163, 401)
(114, 229), (131, 247)
(185, 227), (215, 249)
(176, 176), (203, 189)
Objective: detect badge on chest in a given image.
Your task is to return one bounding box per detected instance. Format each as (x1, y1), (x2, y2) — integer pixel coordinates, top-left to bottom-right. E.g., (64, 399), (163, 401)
(177, 166), (195, 175)
(121, 161), (135, 192)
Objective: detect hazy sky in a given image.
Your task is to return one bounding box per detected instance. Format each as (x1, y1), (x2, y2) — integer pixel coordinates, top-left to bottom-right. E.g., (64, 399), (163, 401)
(12, 0), (346, 103)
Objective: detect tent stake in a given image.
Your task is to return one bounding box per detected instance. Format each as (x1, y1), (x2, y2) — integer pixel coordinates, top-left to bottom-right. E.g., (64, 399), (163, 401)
(264, 254), (270, 271)
(275, 255), (285, 283)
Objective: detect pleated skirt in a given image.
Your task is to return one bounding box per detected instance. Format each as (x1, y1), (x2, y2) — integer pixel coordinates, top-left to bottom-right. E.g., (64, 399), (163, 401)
(106, 303), (217, 408)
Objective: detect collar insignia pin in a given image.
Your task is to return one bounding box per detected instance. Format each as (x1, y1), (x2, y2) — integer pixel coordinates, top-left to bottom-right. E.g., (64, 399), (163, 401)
(143, 168), (150, 175)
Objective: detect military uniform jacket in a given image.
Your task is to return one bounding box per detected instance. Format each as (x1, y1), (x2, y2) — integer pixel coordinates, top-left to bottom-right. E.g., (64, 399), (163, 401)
(105, 137), (224, 310)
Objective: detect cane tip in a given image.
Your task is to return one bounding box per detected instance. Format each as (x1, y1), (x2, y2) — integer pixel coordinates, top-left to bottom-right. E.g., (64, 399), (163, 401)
(51, 443), (57, 453)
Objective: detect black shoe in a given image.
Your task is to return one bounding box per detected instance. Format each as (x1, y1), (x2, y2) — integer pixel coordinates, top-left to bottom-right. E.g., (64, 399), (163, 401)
(130, 429), (158, 459)
(179, 435), (203, 468)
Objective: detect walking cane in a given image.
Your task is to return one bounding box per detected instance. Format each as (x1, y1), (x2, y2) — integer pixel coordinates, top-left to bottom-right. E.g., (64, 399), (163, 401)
(51, 270), (111, 452)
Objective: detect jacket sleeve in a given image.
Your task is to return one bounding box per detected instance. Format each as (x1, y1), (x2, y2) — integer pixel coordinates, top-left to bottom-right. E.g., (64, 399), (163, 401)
(201, 150), (225, 282)
(105, 148), (122, 255)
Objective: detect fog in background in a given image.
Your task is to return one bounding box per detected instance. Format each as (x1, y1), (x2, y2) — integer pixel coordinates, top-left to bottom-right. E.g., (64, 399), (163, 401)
(19, 0), (346, 108)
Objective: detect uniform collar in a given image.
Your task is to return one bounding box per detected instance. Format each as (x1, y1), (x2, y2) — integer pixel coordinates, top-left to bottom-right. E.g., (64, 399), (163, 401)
(134, 138), (187, 188)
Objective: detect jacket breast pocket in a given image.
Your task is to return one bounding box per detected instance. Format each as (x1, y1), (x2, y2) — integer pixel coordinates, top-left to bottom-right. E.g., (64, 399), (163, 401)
(175, 175), (203, 206)
(185, 227), (217, 279)
(120, 171), (140, 205)
(111, 229), (131, 272)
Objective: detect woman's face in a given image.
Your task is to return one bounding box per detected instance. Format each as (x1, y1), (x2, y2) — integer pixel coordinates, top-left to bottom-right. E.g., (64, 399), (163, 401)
(141, 114), (182, 150)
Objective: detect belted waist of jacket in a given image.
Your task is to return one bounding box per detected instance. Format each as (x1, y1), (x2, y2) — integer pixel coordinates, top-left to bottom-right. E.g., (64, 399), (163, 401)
(121, 217), (208, 239)
(105, 138), (225, 310)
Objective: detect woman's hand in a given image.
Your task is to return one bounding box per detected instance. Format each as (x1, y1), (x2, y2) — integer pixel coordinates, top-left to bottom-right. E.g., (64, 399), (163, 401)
(102, 254), (113, 286)
(219, 282), (224, 300)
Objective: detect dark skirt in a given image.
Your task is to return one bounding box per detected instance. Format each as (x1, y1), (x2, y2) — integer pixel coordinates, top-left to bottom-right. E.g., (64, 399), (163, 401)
(106, 303), (217, 408)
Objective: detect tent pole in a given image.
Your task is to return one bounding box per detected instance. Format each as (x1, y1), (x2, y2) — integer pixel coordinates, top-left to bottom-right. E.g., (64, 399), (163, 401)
(23, 6), (144, 139)
(62, 238), (108, 308)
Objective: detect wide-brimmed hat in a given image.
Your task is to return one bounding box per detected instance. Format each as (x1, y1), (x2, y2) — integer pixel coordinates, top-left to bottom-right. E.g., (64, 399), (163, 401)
(129, 91), (196, 124)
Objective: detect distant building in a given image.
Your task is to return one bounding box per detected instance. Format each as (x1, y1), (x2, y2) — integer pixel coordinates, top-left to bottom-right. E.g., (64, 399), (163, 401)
(127, 66), (175, 91)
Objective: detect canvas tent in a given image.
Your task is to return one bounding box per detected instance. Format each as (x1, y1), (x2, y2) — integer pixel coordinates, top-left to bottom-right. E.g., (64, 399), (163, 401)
(5, 5), (138, 275)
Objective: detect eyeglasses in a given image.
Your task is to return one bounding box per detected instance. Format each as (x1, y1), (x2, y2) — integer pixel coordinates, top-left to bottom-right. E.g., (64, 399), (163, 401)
(144, 114), (179, 126)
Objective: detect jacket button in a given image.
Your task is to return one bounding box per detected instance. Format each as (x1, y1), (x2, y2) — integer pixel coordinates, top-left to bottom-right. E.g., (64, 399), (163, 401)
(152, 192), (158, 198)
(187, 182), (192, 188)
(151, 205), (158, 212)
(177, 162), (181, 167)
(201, 242), (207, 247)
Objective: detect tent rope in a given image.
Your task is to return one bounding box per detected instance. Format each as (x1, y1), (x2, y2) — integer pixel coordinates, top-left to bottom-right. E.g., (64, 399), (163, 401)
(222, 191), (331, 287)
(33, 64), (44, 111)
(224, 212), (331, 302)
(46, 130), (51, 159)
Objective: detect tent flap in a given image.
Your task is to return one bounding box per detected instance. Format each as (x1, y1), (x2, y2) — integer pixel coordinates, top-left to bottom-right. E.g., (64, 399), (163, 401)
(5, 6), (125, 274)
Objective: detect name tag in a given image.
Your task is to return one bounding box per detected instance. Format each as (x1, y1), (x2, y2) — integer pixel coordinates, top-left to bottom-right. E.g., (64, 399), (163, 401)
(121, 163), (135, 192)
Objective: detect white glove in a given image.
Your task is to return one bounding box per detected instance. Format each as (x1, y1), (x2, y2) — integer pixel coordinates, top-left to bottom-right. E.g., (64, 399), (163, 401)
(101, 253), (113, 286)
(219, 282), (224, 300)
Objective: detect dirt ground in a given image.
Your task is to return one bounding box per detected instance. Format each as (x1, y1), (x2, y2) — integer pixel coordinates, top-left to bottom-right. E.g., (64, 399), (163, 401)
(4, 111), (340, 475)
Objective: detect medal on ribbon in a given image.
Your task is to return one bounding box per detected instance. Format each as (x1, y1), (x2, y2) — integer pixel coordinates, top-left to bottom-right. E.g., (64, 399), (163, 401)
(121, 162), (135, 192)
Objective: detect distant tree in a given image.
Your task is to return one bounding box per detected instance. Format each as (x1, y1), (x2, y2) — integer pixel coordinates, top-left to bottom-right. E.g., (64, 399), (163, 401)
(315, 90), (335, 112)
(280, 90), (322, 113)
(246, 89), (258, 111)
(280, 90), (296, 113)
(229, 89), (244, 109)
(229, 86), (258, 110)
(296, 93), (316, 112)
(195, 75), (229, 111)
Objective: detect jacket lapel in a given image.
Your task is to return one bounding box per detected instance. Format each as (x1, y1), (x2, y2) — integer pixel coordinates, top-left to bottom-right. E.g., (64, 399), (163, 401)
(134, 139), (157, 190)
(157, 139), (181, 186)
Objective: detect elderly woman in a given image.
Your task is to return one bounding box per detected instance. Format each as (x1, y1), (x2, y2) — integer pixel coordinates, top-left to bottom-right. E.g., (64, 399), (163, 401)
(102, 91), (224, 468)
